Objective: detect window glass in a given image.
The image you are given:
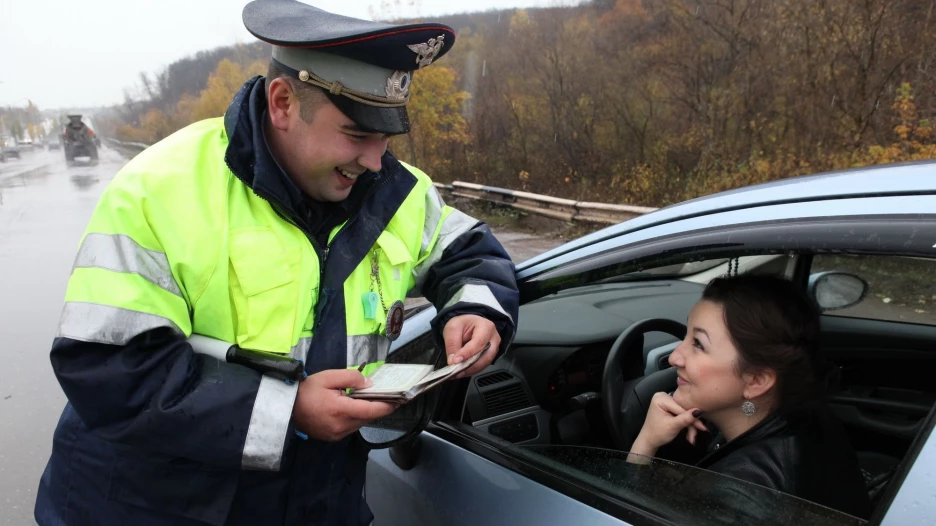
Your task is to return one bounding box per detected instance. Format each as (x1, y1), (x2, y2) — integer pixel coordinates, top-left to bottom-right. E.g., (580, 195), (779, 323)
(519, 446), (865, 526)
(811, 255), (936, 326)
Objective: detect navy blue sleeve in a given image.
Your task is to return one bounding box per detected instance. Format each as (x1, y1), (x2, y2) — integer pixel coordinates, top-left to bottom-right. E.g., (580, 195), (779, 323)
(422, 222), (520, 356)
(50, 328), (292, 469)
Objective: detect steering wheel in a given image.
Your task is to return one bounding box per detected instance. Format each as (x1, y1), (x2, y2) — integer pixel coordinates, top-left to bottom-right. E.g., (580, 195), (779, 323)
(601, 318), (687, 451)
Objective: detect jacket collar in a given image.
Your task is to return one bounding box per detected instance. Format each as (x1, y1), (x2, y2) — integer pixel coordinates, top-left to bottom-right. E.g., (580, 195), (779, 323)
(697, 403), (818, 468)
(224, 76), (299, 211)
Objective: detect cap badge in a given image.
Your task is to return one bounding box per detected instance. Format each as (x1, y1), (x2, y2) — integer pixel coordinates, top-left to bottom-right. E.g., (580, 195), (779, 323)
(385, 71), (411, 100)
(407, 35), (445, 68)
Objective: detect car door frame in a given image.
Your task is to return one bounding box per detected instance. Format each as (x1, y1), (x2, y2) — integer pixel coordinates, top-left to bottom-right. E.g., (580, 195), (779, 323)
(878, 401), (936, 525)
(369, 193), (936, 525)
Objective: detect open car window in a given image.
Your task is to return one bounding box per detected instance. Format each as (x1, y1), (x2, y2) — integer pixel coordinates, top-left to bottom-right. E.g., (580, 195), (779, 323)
(515, 445), (866, 526)
(811, 255), (936, 326)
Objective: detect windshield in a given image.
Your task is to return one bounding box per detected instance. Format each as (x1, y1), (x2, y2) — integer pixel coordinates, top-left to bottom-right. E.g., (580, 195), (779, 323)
(520, 446), (866, 526)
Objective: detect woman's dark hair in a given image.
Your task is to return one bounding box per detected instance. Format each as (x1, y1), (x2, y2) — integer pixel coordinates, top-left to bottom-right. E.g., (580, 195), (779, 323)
(702, 274), (824, 409)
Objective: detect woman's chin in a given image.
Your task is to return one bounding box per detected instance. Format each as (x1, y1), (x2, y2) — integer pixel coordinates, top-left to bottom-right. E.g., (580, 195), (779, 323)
(672, 388), (690, 408)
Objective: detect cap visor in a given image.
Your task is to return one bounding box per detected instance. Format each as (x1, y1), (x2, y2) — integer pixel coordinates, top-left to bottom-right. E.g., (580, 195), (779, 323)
(326, 93), (410, 135)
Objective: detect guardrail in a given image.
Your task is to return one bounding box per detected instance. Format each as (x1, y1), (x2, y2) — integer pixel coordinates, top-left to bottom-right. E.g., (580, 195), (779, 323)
(103, 137), (653, 225)
(103, 138), (149, 152)
(435, 182), (657, 225)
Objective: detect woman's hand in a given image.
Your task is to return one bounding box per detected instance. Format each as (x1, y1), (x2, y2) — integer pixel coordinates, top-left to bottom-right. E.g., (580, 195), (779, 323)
(628, 392), (708, 461)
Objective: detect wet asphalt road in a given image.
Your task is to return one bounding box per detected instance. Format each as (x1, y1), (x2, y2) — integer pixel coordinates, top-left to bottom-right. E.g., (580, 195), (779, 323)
(0, 146), (564, 524)
(0, 147), (115, 524)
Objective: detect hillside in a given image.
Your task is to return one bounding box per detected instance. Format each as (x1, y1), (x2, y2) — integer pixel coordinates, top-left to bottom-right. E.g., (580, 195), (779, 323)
(101, 0), (936, 207)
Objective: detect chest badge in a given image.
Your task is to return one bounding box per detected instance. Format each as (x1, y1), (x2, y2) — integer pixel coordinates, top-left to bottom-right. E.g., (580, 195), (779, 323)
(385, 300), (405, 341)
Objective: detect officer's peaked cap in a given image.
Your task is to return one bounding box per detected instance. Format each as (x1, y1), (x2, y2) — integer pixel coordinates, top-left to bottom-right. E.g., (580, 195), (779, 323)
(243, 0), (456, 134)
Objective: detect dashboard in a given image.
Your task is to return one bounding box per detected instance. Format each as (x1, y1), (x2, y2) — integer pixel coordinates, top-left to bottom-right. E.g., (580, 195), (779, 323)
(466, 280), (705, 422)
(544, 344), (607, 408)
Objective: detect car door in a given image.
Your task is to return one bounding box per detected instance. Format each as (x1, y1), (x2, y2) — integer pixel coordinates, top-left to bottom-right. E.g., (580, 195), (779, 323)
(365, 192), (936, 525)
(805, 254), (936, 506)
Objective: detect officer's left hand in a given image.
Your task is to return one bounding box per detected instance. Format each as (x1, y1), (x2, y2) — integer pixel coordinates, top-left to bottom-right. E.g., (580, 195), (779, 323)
(443, 314), (501, 378)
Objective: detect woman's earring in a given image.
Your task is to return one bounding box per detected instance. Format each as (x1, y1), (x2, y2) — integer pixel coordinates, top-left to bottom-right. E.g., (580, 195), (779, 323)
(741, 400), (756, 416)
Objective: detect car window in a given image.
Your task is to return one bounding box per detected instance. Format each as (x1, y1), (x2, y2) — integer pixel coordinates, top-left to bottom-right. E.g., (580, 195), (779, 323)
(811, 255), (936, 326)
(517, 446), (865, 526)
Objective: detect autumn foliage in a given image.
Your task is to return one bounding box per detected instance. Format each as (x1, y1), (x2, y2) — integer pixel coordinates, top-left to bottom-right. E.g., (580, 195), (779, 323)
(394, 66), (471, 178)
(110, 0), (936, 207)
(115, 59), (266, 145)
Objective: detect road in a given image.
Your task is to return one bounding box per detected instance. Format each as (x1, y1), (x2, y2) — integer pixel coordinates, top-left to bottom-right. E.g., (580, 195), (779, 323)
(0, 145), (564, 524)
(0, 147), (113, 524)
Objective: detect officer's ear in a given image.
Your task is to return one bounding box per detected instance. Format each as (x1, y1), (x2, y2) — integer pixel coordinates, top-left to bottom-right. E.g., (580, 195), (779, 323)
(268, 77), (296, 131)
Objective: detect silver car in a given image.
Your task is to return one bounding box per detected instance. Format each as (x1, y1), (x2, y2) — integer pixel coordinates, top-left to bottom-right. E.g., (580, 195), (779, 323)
(363, 160), (936, 526)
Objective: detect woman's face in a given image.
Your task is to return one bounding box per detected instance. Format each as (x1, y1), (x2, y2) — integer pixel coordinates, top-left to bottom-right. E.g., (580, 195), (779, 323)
(669, 300), (748, 412)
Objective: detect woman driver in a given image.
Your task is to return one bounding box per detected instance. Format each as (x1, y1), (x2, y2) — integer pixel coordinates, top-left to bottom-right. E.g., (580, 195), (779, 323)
(628, 275), (871, 519)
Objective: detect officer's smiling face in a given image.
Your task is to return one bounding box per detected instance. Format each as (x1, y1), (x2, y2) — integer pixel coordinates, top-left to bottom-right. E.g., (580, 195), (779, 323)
(267, 79), (390, 202)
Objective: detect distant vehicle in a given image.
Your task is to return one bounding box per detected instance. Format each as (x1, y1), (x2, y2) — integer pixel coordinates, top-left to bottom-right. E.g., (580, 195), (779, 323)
(62, 115), (98, 165)
(2, 137), (21, 160)
(47, 138), (61, 151)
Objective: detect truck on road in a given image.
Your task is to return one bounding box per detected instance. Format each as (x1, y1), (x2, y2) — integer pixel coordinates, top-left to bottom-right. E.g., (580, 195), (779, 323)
(62, 115), (99, 165)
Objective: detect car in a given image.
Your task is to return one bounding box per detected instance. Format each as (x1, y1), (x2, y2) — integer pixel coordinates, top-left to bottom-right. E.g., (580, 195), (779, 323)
(47, 138), (61, 151)
(2, 138), (21, 160)
(361, 160), (936, 526)
(2, 144), (21, 159)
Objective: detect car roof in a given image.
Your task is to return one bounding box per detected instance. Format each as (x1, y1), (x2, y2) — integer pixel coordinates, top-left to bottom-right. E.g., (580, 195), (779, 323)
(518, 160), (936, 270)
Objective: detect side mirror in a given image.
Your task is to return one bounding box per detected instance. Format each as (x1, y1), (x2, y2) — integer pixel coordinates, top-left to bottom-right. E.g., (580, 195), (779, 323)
(359, 322), (440, 449)
(808, 272), (869, 312)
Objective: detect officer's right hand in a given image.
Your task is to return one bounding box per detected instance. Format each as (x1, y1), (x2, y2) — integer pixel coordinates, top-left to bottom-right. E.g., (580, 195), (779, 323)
(293, 369), (397, 442)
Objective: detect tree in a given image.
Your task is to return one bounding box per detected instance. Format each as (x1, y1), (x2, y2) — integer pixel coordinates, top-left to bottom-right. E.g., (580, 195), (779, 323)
(183, 59), (266, 123)
(866, 82), (936, 163)
(394, 66), (471, 179)
(9, 121), (24, 141)
(119, 58), (266, 143)
(99, 2), (936, 206)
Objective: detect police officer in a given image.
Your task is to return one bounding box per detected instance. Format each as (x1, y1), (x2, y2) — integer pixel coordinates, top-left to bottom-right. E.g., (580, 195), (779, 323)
(34, 1), (519, 524)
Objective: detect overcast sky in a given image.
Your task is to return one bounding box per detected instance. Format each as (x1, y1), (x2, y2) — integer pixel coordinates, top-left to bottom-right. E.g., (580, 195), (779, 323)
(0, 0), (581, 110)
